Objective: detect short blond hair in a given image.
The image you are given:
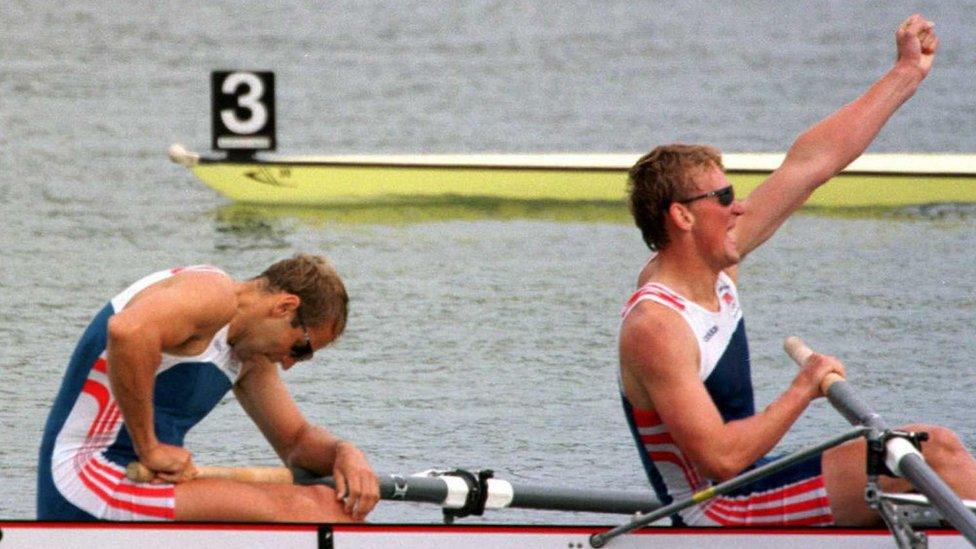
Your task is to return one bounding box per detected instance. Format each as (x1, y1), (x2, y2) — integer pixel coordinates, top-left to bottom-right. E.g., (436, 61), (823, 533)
(628, 144), (723, 250)
(257, 253), (348, 337)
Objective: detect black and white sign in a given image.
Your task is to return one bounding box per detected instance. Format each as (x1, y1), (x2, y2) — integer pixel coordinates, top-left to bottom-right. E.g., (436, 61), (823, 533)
(211, 71), (276, 153)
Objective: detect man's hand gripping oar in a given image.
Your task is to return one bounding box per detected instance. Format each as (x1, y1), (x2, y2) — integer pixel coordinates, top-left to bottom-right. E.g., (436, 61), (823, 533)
(784, 336), (976, 546)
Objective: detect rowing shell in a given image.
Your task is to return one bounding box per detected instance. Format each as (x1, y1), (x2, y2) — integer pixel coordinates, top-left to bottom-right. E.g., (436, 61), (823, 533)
(169, 144), (976, 208)
(0, 521), (969, 548)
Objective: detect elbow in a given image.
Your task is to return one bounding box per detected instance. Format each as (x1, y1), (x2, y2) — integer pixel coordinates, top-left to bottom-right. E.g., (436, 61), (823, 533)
(280, 423), (312, 468)
(691, 452), (747, 483)
(107, 316), (139, 350)
(698, 461), (740, 483)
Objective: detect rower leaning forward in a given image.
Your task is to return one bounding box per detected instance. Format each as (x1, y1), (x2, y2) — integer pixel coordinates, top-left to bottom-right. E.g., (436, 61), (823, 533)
(37, 254), (380, 521)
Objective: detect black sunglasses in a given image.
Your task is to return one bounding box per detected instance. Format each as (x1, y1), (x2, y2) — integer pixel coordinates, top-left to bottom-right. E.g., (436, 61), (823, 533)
(290, 313), (314, 362)
(676, 185), (735, 207)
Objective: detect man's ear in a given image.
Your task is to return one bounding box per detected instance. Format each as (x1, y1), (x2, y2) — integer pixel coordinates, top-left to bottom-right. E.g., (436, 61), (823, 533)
(271, 293), (301, 318)
(668, 202), (695, 231)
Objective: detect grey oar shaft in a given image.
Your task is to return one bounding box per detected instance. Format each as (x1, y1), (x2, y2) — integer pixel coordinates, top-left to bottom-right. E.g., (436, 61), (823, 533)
(510, 484), (657, 514)
(300, 474), (450, 505)
(788, 337), (976, 546)
(589, 426), (870, 547)
(900, 452), (976, 541)
(300, 473), (659, 515)
(824, 381), (885, 429)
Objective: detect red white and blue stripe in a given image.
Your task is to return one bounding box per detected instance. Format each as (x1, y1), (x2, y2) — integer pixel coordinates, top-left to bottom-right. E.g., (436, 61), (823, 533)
(620, 272), (833, 526)
(37, 266), (240, 520)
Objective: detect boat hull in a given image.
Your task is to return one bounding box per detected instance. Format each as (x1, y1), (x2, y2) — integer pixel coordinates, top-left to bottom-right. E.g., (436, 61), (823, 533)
(181, 153), (976, 208)
(0, 521), (968, 548)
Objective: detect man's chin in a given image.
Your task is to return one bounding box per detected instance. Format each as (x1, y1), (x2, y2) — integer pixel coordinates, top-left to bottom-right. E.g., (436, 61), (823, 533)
(720, 249), (741, 269)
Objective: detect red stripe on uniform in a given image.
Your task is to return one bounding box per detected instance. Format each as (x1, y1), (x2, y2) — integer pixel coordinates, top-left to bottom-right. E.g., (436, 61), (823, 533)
(87, 457), (124, 479)
(85, 460), (173, 497)
(646, 290), (685, 311)
(704, 504), (833, 526)
(77, 468), (174, 519)
(92, 358), (107, 374)
(701, 476), (834, 526)
(641, 432), (674, 445)
(630, 406), (661, 426)
(623, 287), (687, 314)
(708, 495), (832, 518)
(92, 402), (121, 445)
(708, 477), (825, 507)
(81, 380), (111, 440)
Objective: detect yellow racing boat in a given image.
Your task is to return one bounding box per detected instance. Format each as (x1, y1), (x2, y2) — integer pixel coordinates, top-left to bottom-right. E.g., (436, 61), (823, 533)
(177, 71), (976, 210)
(169, 144), (976, 209)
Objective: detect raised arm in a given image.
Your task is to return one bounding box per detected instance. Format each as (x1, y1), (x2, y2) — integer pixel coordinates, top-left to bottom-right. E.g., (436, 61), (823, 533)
(733, 14), (939, 257)
(234, 358), (379, 520)
(619, 303), (845, 480)
(107, 272), (235, 482)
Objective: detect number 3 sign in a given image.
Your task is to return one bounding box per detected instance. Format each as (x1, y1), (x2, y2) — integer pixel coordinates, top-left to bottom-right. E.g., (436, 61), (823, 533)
(211, 71), (276, 154)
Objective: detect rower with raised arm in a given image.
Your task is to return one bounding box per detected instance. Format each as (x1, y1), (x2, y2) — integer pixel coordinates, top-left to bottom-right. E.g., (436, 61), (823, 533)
(37, 254), (379, 522)
(618, 14), (976, 526)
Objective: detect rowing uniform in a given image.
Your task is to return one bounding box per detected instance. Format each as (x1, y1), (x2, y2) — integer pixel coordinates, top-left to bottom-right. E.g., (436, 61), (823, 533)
(37, 266), (242, 520)
(619, 271), (834, 526)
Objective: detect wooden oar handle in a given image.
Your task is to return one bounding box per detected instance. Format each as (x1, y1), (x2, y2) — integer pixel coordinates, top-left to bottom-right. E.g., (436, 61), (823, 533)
(783, 336), (844, 394)
(126, 462), (294, 484)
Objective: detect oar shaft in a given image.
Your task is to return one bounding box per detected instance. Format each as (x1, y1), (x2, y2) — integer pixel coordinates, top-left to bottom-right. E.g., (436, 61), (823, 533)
(127, 463), (660, 516)
(784, 336), (976, 545)
(784, 336), (882, 428)
(303, 473), (660, 515)
(508, 483), (657, 514)
(899, 454), (976, 539)
(589, 426), (870, 547)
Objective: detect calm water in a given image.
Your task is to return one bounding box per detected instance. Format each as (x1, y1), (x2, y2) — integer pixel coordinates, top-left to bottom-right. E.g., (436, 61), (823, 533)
(1, 1), (975, 523)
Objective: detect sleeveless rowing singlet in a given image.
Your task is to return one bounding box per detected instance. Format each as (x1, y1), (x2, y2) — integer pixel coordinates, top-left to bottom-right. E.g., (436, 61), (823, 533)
(620, 271), (833, 526)
(37, 265), (242, 520)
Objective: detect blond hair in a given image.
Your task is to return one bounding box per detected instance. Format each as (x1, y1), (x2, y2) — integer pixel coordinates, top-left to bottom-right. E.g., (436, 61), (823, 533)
(257, 253), (349, 337)
(628, 144), (724, 250)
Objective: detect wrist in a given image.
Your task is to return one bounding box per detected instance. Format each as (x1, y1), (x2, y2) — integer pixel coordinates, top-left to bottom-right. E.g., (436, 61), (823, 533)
(133, 434), (160, 457)
(888, 63), (925, 89)
(783, 382), (815, 407)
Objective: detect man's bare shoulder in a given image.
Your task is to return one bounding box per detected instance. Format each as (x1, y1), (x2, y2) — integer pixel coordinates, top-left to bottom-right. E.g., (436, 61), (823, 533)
(123, 270), (238, 331)
(168, 270), (236, 294)
(621, 298), (687, 337)
(620, 299), (697, 370)
(168, 271), (238, 325)
(619, 298), (703, 412)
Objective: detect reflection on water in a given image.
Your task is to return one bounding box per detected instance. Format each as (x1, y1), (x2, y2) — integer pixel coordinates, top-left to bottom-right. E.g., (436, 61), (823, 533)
(214, 197), (634, 227)
(893, 202), (976, 219)
(215, 197), (976, 232)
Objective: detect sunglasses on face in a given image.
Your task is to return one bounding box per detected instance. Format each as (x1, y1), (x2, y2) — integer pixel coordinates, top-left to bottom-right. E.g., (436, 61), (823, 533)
(676, 185), (735, 207)
(290, 314), (314, 362)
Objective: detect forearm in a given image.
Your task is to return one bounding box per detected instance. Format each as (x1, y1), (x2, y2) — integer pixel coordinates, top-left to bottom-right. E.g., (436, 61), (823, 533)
(699, 385), (812, 480)
(786, 65), (923, 181)
(284, 423), (343, 475)
(106, 330), (161, 456)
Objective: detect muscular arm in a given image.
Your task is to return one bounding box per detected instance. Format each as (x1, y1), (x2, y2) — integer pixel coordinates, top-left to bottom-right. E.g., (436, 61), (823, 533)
(106, 272), (235, 479)
(234, 358), (379, 519)
(733, 15), (938, 258)
(619, 302), (841, 481)
(233, 358), (343, 472)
